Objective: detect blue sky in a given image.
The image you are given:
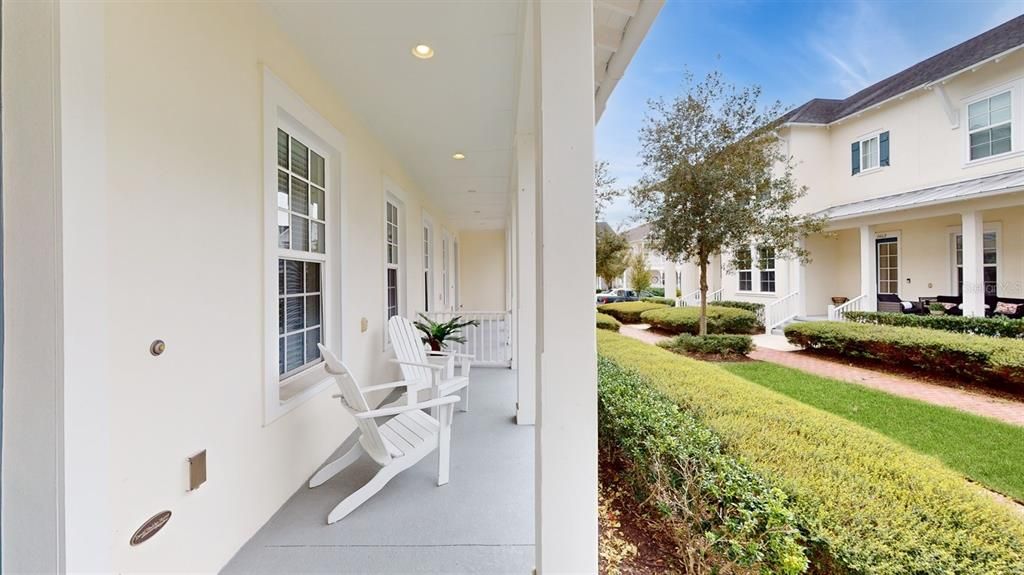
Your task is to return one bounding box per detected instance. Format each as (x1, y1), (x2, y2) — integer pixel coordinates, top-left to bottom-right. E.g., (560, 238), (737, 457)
(597, 0), (1024, 229)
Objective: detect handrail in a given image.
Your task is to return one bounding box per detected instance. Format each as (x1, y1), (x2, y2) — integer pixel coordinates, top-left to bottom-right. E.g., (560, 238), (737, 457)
(763, 291), (799, 334)
(828, 294), (867, 321)
(680, 288), (722, 307)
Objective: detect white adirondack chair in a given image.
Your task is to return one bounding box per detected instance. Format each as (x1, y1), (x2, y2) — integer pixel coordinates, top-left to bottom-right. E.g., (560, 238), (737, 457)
(388, 315), (472, 411)
(310, 344), (459, 524)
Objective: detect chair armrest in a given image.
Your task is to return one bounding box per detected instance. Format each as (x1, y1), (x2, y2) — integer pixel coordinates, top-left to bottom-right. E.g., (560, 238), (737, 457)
(354, 396), (460, 419)
(362, 380), (418, 393)
(388, 358), (445, 371)
(426, 351), (474, 359)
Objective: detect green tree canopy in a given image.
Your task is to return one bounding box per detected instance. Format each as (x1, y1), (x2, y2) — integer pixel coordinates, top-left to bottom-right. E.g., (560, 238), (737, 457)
(596, 228), (630, 290)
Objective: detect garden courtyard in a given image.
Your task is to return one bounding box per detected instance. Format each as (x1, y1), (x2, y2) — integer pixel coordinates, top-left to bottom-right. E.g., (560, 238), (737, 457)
(595, 300), (1024, 574)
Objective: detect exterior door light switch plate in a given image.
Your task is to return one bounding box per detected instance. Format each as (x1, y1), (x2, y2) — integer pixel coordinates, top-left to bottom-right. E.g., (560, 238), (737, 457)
(360, 317), (368, 333)
(188, 450), (206, 491)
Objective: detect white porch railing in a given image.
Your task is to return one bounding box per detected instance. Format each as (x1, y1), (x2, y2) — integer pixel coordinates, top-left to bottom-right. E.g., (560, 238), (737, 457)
(679, 288), (722, 307)
(763, 291), (799, 334)
(827, 294), (867, 321)
(421, 310), (512, 367)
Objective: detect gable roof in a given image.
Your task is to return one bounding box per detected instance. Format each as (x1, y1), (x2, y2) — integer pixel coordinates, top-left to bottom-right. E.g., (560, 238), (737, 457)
(784, 14), (1024, 126)
(621, 222), (651, 242)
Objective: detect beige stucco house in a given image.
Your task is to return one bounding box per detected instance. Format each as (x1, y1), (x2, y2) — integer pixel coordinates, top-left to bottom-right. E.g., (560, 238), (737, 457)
(2, 1), (662, 573)
(715, 14), (1024, 330)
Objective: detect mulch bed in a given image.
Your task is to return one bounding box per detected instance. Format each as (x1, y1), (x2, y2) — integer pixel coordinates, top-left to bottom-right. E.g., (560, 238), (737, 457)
(793, 349), (1024, 403)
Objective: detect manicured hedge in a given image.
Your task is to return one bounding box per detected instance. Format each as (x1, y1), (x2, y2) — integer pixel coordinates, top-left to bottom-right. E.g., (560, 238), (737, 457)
(640, 305), (760, 335)
(598, 358), (807, 573)
(641, 296), (676, 307)
(597, 330), (1024, 574)
(715, 300), (766, 314)
(596, 312), (621, 332)
(785, 321), (1024, 391)
(648, 287), (665, 297)
(597, 301), (669, 323)
(845, 311), (1024, 339)
(659, 334), (754, 357)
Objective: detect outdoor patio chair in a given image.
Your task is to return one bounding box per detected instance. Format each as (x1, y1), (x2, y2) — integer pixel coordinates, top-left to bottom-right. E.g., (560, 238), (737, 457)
(877, 293), (925, 314)
(388, 315), (472, 412)
(309, 344), (459, 524)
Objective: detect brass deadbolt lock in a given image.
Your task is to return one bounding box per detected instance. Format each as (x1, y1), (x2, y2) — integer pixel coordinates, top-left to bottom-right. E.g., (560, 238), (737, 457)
(150, 340), (166, 356)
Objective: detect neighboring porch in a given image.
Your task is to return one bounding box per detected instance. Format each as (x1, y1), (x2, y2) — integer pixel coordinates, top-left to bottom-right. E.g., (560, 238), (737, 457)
(223, 369), (532, 574)
(803, 175), (1024, 320)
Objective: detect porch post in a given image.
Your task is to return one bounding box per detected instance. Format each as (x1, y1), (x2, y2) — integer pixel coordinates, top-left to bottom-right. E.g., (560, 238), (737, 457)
(535, 0), (598, 572)
(664, 260), (677, 300)
(961, 210), (985, 317)
(860, 225), (878, 311)
(515, 134), (537, 426)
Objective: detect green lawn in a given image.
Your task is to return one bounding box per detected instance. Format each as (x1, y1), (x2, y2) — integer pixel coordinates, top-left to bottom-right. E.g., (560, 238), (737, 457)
(721, 361), (1024, 502)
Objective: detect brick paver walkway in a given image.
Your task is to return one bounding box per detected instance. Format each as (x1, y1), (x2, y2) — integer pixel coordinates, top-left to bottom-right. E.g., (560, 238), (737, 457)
(617, 324), (1024, 427)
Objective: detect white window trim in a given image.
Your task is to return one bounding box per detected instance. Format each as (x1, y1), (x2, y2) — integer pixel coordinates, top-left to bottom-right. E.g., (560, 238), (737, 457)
(757, 246), (776, 293)
(735, 245), (777, 295)
(441, 229), (451, 310)
(962, 79), (1023, 167)
(853, 128), (886, 176)
(383, 180), (408, 349)
(422, 211), (435, 313)
(874, 231), (901, 295)
(263, 67), (347, 424)
(946, 222), (1001, 295)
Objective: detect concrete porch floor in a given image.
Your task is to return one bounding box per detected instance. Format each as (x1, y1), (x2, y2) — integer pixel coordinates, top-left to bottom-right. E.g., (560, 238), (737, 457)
(222, 369), (534, 574)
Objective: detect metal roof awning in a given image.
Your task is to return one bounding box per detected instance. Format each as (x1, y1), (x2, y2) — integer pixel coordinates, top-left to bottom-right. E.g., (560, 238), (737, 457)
(817, 168), (1024, 220)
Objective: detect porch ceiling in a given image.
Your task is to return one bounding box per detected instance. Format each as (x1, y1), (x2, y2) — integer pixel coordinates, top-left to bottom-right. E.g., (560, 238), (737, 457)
(261, 0), (522, 231)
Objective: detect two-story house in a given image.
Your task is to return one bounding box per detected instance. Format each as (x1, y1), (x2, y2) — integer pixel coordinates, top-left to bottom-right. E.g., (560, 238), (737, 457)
(619, 222), (723, 299)
(717, 14), (1024, 330)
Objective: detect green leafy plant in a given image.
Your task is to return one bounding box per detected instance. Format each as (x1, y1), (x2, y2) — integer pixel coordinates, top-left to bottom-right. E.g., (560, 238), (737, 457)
(597, 301), (669, 324)
(929, 302), (946, 315)
(596, 312), (621, 332)
(598, 331), (1024, 574)
(641, 305), (761, 335)
(413, 313), (479, 351)
(659, 333), (753, 357)
(641, 296), (675, 307)
(714, 300), (765, 314)
(846, 310), (1024, 338)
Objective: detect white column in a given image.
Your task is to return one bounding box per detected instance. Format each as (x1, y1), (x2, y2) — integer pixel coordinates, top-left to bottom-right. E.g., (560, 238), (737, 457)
(664, 260), (677, 300)
(515, 134), (537, 426)
(860, 225), (877, 311)
(961, 210), (985, 317)
(534, 0), (598, 572)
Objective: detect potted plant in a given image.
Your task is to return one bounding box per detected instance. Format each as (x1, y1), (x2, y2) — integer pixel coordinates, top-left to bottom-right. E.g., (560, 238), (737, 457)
(928, 302), (946, 316)
(413, 313), (479, 351)
(831, 296), (849, 306)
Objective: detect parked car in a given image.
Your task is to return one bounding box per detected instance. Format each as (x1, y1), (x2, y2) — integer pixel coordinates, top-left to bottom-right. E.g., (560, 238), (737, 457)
(595, 289), (655, 305)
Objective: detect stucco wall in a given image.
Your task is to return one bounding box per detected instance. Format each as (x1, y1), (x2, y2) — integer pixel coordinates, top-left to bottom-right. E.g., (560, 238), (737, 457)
(458, 230), (507, 311)
(101, 2), (456, 571)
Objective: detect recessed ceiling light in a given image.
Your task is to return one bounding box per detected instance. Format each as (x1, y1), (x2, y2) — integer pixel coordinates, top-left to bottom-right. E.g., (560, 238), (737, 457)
(452, 152), (466, 160)
(412, 44), (434, 59)
(473, 210), (481, 214)
(467, 189), (477, 193)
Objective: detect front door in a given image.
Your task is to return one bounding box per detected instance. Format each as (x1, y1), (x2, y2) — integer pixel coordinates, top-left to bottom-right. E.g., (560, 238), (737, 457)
(876, 237), (899, 295)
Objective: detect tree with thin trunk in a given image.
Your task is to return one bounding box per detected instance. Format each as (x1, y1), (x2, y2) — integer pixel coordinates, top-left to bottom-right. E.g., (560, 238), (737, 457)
(627, 249), (653, 294)
(631, 71), (826, 335)
(596, 228), (630, 291)
(594, 160), (620, 220)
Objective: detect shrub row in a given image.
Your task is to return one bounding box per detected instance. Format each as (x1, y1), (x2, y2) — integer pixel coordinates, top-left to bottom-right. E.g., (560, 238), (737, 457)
(596, 301), (669, 323)
(648, 287), (665, 297)
(595, 312), (621, 332)
(658, 333), (754, 357)
(784, 321), (1024, 391)
(597, 330), (1024, 574)
(641, 296), (676, 307)
(845, 310), (1024, 338)
(598, 357), (807, 573)
(640, 305), (761, 335)
(715, 300), (766, 314)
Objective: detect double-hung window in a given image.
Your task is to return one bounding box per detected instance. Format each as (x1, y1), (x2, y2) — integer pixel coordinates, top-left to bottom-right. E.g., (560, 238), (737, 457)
(968, 91), (1012, 161)
(423, 221), (432, 312)
(441, 233), (450, 309)
(385, 197), (402, 323)
(953, 230), (998, 296)
(736, 248), (753, 292)
(276, 128), (327, 379)
(851, 131), (889, 174)
(758, 246), (776, 293)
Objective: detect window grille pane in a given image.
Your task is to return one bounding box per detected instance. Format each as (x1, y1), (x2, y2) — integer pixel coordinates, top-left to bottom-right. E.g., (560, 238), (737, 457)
(285, 333), (305, 373)
(387, 269), (398, 318)
(277, 171), (290, 209)
(285, 260), (303, 294)
(277, 210), (290, 249)
(310, 221), (325, 254)
(277, 129), (289, 168)
(278, 259), (286, 295)
(991, 91), (1011, 112)
(305, 262), (321, 293)
(968, 100), (989, 128)
(279, 337), (285, 375)
(286, 297), (304, 332)
(291, 178), (309, 216)
(305, 328), (321, 364)
(305, 295), (321, 328)
(991, 106), (1011, 125)
(309, 186), (325, 221)
(291, 215), (309, 251)
(278, 298), (284, 335)
(290, 138), (308, 179)
(310, 151), (325, 187)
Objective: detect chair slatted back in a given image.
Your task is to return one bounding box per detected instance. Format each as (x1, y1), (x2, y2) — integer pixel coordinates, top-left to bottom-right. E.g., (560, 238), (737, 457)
(317, 344), (392, 465)
(388, 316), (431, 386)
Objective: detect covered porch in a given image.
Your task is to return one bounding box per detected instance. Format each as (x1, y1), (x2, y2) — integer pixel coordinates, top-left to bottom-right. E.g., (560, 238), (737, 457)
(802, 170), (1024, 319)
